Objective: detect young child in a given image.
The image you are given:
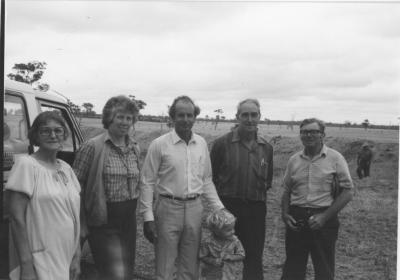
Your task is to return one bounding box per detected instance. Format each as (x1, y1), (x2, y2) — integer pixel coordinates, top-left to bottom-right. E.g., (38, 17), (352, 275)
(199, 209), (245, 280)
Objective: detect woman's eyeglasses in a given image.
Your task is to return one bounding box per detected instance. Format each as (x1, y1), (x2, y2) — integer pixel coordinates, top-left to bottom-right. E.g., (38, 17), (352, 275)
(39, 127), (65, 137)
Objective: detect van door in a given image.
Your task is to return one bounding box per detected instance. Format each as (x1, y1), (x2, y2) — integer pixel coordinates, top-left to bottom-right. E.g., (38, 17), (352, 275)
(3, 93), (31, 168)
(1, 93), (31, 278)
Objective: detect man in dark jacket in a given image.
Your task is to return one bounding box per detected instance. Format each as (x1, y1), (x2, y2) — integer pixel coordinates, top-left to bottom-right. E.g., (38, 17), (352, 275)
(210, 99), (273, 280)
(357, 143), (373, 179)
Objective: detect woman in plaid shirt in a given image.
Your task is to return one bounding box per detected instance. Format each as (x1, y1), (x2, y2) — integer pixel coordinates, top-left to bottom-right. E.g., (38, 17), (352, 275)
(73, 95), (141, 280)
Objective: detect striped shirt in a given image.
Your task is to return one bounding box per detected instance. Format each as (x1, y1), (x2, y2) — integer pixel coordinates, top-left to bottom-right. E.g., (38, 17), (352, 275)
(73, 132), (140, 202)
(210, 128), (273, 202)
(283, 145), (353, 208)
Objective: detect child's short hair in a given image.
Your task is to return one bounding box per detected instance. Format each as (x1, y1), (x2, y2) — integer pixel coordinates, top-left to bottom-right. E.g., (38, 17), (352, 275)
(206, 209), (236, 232)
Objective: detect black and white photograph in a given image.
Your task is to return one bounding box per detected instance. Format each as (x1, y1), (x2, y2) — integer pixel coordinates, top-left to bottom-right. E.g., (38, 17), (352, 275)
(2, 1), (399, 280)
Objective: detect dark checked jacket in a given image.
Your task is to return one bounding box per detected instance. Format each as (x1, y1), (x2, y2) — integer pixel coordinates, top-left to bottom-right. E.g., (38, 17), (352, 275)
(210, 128), (273, 202)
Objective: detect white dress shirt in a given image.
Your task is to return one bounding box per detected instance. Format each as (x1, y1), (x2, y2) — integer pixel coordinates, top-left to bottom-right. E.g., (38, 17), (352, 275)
(140, 130), (224, 221)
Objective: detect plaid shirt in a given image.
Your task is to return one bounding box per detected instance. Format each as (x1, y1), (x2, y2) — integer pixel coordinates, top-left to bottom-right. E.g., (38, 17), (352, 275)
(74, 133), (140, 202)
(210, 128), (273, 202)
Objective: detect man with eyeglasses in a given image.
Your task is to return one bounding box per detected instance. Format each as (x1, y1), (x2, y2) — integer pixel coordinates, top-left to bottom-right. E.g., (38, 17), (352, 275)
(280, 118), (354, 280)
(210, 99), (273, 280)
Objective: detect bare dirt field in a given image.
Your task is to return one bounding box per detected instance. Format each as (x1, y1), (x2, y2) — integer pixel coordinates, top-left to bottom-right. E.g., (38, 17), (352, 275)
(79, 118), (399, 280)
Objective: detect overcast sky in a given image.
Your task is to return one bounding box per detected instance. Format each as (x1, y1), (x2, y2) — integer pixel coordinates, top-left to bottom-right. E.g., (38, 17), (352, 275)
(4, 1), (400, 125)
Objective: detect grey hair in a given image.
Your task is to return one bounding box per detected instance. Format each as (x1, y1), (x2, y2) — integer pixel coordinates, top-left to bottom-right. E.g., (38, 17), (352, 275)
(236, 98), (261, 116)
(102, 95), (139, 129)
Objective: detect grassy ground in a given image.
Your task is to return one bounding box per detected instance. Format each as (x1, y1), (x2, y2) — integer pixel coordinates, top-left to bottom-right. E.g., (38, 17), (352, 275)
(79, 120), (398, 280)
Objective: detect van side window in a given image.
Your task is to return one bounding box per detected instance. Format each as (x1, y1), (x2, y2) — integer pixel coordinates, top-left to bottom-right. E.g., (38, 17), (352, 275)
(4, 95), (30, 168)
(40, 105), (75, 152)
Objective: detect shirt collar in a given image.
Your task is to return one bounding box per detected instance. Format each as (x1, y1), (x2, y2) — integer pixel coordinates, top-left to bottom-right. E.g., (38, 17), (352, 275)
(301, 144), (328, 159)
(171, 129), (197, 145)
(105, 131), (137, 147)
(231, 126), (265, 145)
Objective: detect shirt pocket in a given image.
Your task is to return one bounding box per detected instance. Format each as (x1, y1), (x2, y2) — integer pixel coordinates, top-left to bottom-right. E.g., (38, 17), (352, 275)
(251, 155), (269, 188)
(160, 153), (179, 170)
(313, 170), (335, 193)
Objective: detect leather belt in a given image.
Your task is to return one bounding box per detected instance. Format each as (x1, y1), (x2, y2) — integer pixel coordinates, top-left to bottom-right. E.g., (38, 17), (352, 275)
(290, 205), (329, 215)
(159, 193), (200, 201)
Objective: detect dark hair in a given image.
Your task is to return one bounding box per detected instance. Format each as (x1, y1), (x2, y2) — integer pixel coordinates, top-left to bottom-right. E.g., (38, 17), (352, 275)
(300, 118), (326, 133)
(168, 95), (200, 119)
(102, 95), (140, 129)
(28, 111), (69, 147)
(236, 98), (261, 116)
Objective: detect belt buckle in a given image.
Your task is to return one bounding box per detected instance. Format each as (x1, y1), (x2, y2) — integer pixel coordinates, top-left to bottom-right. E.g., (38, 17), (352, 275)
(185, 194), (198, 200)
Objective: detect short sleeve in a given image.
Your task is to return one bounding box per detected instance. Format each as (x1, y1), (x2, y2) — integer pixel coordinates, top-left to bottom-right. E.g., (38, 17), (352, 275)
(69, 167), (82, 194)
(282, 161), (293, 193)
(5, 156), (36, 197)
(199, 238), (211, 259)
(234, 237), (245, 257)
(335, 153), (354, 189)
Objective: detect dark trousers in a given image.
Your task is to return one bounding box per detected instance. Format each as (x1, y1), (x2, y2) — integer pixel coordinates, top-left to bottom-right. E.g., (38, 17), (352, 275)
(357, 162), (371, 179)
(282, 206), (339, 280)
(88, 199), (137, 280)
(221, 197), (266, 280)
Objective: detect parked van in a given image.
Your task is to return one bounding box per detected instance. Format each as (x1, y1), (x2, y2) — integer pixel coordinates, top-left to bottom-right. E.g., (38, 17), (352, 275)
(1, 80), (84, 278)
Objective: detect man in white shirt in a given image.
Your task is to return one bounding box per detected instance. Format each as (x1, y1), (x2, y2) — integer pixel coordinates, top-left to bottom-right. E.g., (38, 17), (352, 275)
(140, 96), (224, 280)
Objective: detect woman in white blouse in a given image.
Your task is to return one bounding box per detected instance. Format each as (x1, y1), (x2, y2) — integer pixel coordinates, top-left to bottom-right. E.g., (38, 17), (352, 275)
(6, 111), (81, 280)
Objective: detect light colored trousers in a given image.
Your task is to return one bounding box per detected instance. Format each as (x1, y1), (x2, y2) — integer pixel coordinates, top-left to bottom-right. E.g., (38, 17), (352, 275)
(155, 196), (203, 280)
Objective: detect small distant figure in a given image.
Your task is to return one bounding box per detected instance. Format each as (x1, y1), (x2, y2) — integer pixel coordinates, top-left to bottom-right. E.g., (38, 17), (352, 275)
(271, 135), (282, 145)
(200, 209), (245, 280)
(357, 143), (373, 179)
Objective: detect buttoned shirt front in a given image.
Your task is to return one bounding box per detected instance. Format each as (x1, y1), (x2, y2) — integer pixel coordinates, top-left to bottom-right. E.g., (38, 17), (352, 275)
(140, 130), (224, 221)
(210, 127), (273, 201)
(73, 131), (140, 202)
(283, 145), (353, 208)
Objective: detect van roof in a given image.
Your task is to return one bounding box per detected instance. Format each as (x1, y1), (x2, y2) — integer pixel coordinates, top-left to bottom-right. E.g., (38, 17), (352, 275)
(5, 79), (68, 104)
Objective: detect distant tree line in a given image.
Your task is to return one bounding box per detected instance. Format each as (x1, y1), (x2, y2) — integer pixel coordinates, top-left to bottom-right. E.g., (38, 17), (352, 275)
(7, 60), (398, 131)
(68, 113), (398, 131)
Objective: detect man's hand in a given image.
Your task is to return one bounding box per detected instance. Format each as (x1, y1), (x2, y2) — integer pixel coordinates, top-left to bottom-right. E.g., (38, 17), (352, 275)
(308, 213), (327, 230)
(70, 244), (81, 280)
(211, 257), (223, 267)
(20, 261), (38, 280)
(282, 213), (299, 231)
(144, 221), (157, 244)
(80, 221), (89, 241)
(69, 256), (81, 280)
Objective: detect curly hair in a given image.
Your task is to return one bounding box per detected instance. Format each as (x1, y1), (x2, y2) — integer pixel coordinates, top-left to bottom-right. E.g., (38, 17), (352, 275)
(168, 95), (200, 119)
(28, 111), (69, 147)
(205, 209), (236, 233)
(102, 95), (140, 129)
